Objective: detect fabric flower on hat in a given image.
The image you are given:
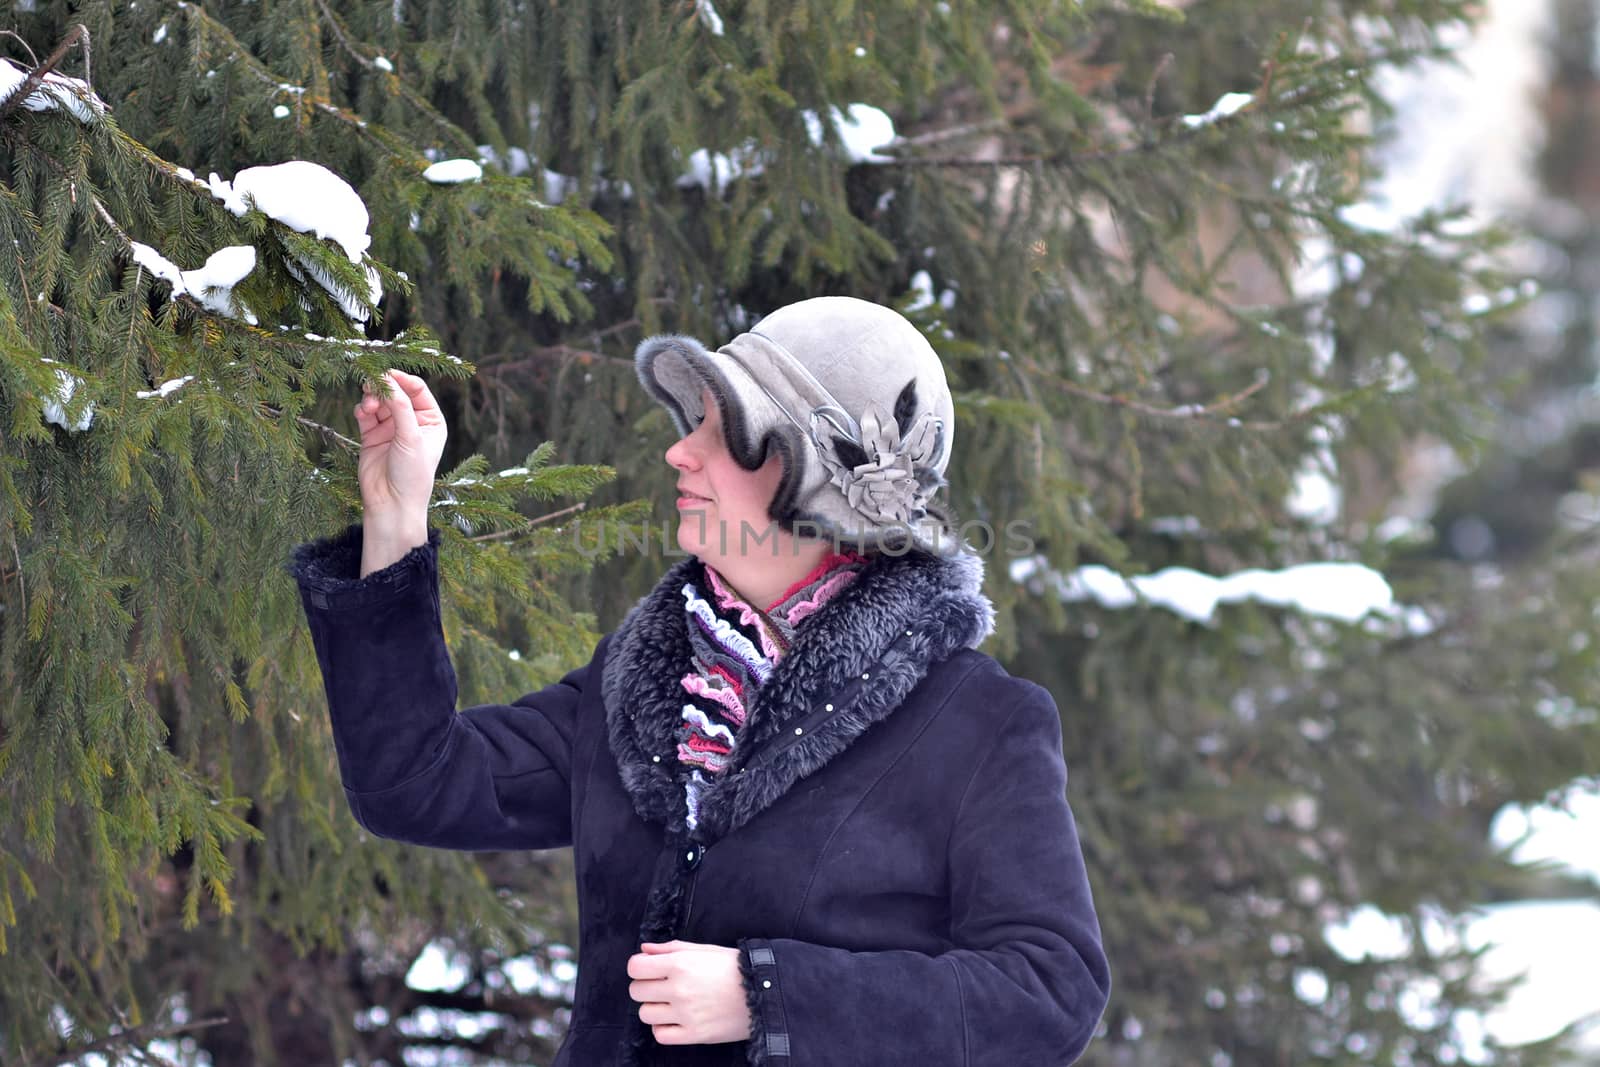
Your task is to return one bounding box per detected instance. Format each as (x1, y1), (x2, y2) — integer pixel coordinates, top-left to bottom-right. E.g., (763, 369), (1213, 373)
(812, 399), (944, 527)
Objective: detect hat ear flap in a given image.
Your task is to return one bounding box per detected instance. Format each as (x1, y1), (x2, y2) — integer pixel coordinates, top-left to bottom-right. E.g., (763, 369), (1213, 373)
(893, 378), (919, 439)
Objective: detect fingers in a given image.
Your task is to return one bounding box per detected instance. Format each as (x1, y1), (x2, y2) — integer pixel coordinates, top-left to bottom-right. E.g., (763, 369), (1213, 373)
(629, 977), (672, 1005)
(627, 951), (677, 981)
(387, 367), (441, 416)
(650, 1023), (689, 1044)
(639, 941), (683, 953)
(368, 370), (419, 439)
(353, 369), (439, 437)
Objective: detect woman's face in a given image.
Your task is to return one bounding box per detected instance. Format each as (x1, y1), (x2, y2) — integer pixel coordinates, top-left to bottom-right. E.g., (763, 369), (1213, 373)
(664, 386), (787, 565)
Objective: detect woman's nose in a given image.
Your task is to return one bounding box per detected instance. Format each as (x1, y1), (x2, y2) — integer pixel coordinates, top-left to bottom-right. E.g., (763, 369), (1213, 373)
(666, 434), (697, 470)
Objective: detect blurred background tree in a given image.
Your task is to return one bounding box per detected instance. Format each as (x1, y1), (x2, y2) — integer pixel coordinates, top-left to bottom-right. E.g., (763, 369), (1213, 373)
(1, 0), (1597, 1064)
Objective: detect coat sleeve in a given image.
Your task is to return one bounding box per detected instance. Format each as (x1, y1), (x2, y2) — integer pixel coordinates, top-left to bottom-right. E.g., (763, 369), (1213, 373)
(284, 521), (595, 851)
(735, 681), (1111, 1066)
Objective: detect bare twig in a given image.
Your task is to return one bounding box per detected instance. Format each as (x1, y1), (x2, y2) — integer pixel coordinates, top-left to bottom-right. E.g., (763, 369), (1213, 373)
(256, 403), (362, 449)
(1144, 52), (1175, 125)
(883, 116), (1009, 151)
(0, 24), (88, 122)
(8, 528), (23, 628)
(468, 501), (588, 543)
(297, 414), (360, 449)
(0, 30), (41, 68)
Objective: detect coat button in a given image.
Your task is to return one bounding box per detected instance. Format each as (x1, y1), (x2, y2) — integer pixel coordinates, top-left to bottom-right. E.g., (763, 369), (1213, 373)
(682, 847), (702, 870)
(861, 671), (870, 679)
(652, 755), (661, 762)
(762, 979), (772, 989)
(824, 703), (833, 712)
(794, 727), (803, 735)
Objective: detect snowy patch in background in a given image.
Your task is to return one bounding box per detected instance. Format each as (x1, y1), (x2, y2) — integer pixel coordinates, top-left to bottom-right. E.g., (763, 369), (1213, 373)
(678, 103), (898, 190)
(476, 143), (532, 177)
(1351, 1), (1551, 230)
(906, 270), (957, 313)
(1180, 91), (1255, 129)
(1325, 8), (1600, 1051)
(1288, 2), (1552, 530)
(1323, 889), (1600, 1056)
(1286, 422), (1342, 525)
(1009, 555), (1411, 628)
(1490, 783), (1600, 883)
(406, 941), (471, 992)
(695, 0), (724, 35)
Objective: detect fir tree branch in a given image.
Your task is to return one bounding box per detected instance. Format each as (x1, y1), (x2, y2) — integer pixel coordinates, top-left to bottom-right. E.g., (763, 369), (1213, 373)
(256, 404), (361, 450)
(27, 1016), (229, 1067)
(182, 0), (475, 161)
(3, 126), (232, 327)
(0, 24), (89, 123)
(478, 344), (636, 374)
(1018, 356), (1272, 423)
(880, 44), (1389, 171)
(879, 99), (1257, 169)
(887, 116), (1010, 150)
(467, 502), (588, 543)
(308, 0), (377, 72)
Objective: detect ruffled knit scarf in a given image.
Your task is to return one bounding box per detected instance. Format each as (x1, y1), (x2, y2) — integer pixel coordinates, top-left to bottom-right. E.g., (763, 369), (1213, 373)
(676, 549), (869, 834)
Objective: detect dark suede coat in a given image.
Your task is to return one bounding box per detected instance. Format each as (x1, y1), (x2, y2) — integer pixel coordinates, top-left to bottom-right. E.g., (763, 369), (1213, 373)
(286, 522), (1111, 1066)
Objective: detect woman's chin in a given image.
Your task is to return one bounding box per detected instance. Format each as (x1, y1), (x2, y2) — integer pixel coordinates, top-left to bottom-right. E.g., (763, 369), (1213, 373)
(675, 523), (714, 561)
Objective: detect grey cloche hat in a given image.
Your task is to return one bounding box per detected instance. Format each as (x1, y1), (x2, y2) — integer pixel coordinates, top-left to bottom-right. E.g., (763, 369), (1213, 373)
(634, 295), (961, 556)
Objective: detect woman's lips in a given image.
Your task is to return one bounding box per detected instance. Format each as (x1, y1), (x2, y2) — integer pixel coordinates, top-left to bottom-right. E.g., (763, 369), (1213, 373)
(676, 493), (711, 507)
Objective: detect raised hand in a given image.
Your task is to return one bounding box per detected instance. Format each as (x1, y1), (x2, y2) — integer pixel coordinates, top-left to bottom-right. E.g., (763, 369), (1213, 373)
(353, 368), (448, 528)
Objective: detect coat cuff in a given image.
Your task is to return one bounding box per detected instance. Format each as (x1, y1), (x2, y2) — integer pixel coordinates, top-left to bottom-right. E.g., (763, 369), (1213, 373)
(737, 937), (791, 1064)
(284, 522), (441, 612)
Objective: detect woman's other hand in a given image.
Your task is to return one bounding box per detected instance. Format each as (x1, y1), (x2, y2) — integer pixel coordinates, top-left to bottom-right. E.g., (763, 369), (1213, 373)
(354, 368), (448, 524)
(627, 940), (753, 1045)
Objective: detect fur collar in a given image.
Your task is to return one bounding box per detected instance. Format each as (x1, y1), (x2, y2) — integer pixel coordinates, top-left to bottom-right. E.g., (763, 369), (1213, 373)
(601, 547), (996, 844)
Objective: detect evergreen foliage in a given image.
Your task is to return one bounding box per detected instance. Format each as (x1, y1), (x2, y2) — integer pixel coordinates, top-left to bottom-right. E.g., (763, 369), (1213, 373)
(0, 1), (1594, 1064)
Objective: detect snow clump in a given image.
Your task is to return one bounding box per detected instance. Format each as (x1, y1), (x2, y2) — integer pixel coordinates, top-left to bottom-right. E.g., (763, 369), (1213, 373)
(206, 161), (382, 322)
(131, 242), (259, 324)
(422, 159), (484, 184)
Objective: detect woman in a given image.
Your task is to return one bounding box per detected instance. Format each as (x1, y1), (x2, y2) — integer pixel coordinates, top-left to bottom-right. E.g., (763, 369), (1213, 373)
(286, 296), (1112, 1066)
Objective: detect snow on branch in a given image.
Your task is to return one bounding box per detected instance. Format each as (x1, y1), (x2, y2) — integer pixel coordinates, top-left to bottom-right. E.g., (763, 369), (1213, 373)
(677, 104), (898, 191)
(695, 0), (726, 36)
(422, 158), (483, 184)
(0, 25), (105, 124)
(206, 161), (382, 323)
(130, 242), (259, 324)
(1180, 91), (1256, 129)
(1010, 554), (1433, 632)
